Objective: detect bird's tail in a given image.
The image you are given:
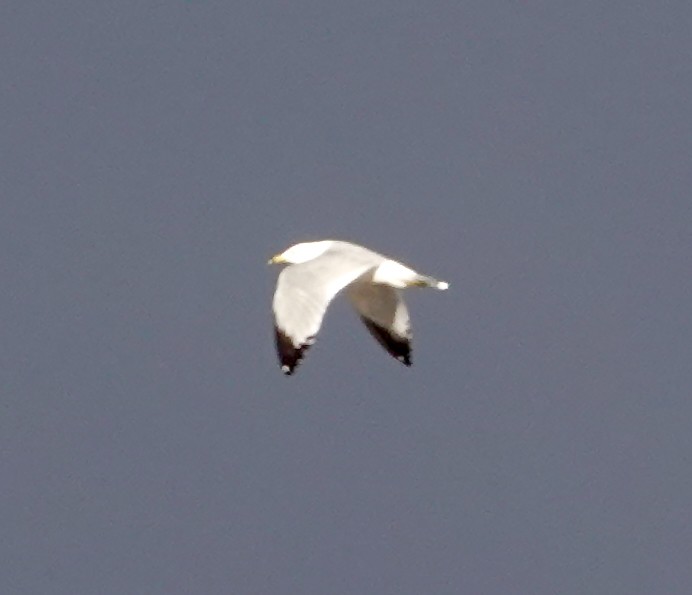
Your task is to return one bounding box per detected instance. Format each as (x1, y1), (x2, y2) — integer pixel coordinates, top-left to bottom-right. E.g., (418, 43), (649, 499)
(410, 275), (449, 290)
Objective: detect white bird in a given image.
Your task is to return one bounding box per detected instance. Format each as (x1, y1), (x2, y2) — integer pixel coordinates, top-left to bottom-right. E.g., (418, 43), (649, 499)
(268, 240), (448, 375)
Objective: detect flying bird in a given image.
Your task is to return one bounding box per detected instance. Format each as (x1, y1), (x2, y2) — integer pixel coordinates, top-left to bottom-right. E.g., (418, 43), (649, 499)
(268, 240), (448, 375)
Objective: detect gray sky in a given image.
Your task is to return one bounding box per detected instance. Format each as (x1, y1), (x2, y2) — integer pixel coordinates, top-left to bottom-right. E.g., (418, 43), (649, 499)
(2, 1), (691, 593)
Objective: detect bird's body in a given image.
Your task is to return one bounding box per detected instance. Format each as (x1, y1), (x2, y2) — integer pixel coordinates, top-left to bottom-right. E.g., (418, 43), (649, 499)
(268, 240), (448, 375)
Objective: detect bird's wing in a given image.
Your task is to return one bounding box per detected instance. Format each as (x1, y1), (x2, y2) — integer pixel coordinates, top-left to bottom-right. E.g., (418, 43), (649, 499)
(347, 280), (412, 366)
(273, 255), (375, 374)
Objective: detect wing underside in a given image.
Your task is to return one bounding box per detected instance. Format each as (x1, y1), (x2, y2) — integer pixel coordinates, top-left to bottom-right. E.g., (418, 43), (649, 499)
(272, 256), (377, 374)
(358, 316), (412, 366)
(347, 281), (412, 366)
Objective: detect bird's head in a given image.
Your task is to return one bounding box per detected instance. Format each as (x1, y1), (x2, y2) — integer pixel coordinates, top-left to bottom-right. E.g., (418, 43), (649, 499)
(268, 241), (332, 265)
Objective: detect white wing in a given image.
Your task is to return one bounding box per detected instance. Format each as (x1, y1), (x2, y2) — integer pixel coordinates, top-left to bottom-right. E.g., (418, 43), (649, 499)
(347, 280), (412, 366)
(272, 254), (375, 374)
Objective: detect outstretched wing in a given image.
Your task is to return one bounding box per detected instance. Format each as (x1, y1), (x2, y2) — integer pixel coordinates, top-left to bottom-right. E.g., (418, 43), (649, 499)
(273, 256), (375, 374)
(347, 281), (412, 366)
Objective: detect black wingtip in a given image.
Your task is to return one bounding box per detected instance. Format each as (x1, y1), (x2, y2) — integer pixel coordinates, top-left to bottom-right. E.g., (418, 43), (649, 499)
(274, 327), (314, 376)
(359, 317), (412, 367)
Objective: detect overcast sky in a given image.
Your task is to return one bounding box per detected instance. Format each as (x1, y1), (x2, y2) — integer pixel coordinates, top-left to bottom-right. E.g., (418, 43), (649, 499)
(2, 1), (691, 593)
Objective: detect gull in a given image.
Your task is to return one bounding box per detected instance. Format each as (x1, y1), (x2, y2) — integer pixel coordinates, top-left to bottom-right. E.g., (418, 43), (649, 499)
(268, 240), (448, 375)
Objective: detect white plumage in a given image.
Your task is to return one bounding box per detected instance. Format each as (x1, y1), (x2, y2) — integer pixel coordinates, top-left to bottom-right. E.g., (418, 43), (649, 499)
(268, 240), (448, 375)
